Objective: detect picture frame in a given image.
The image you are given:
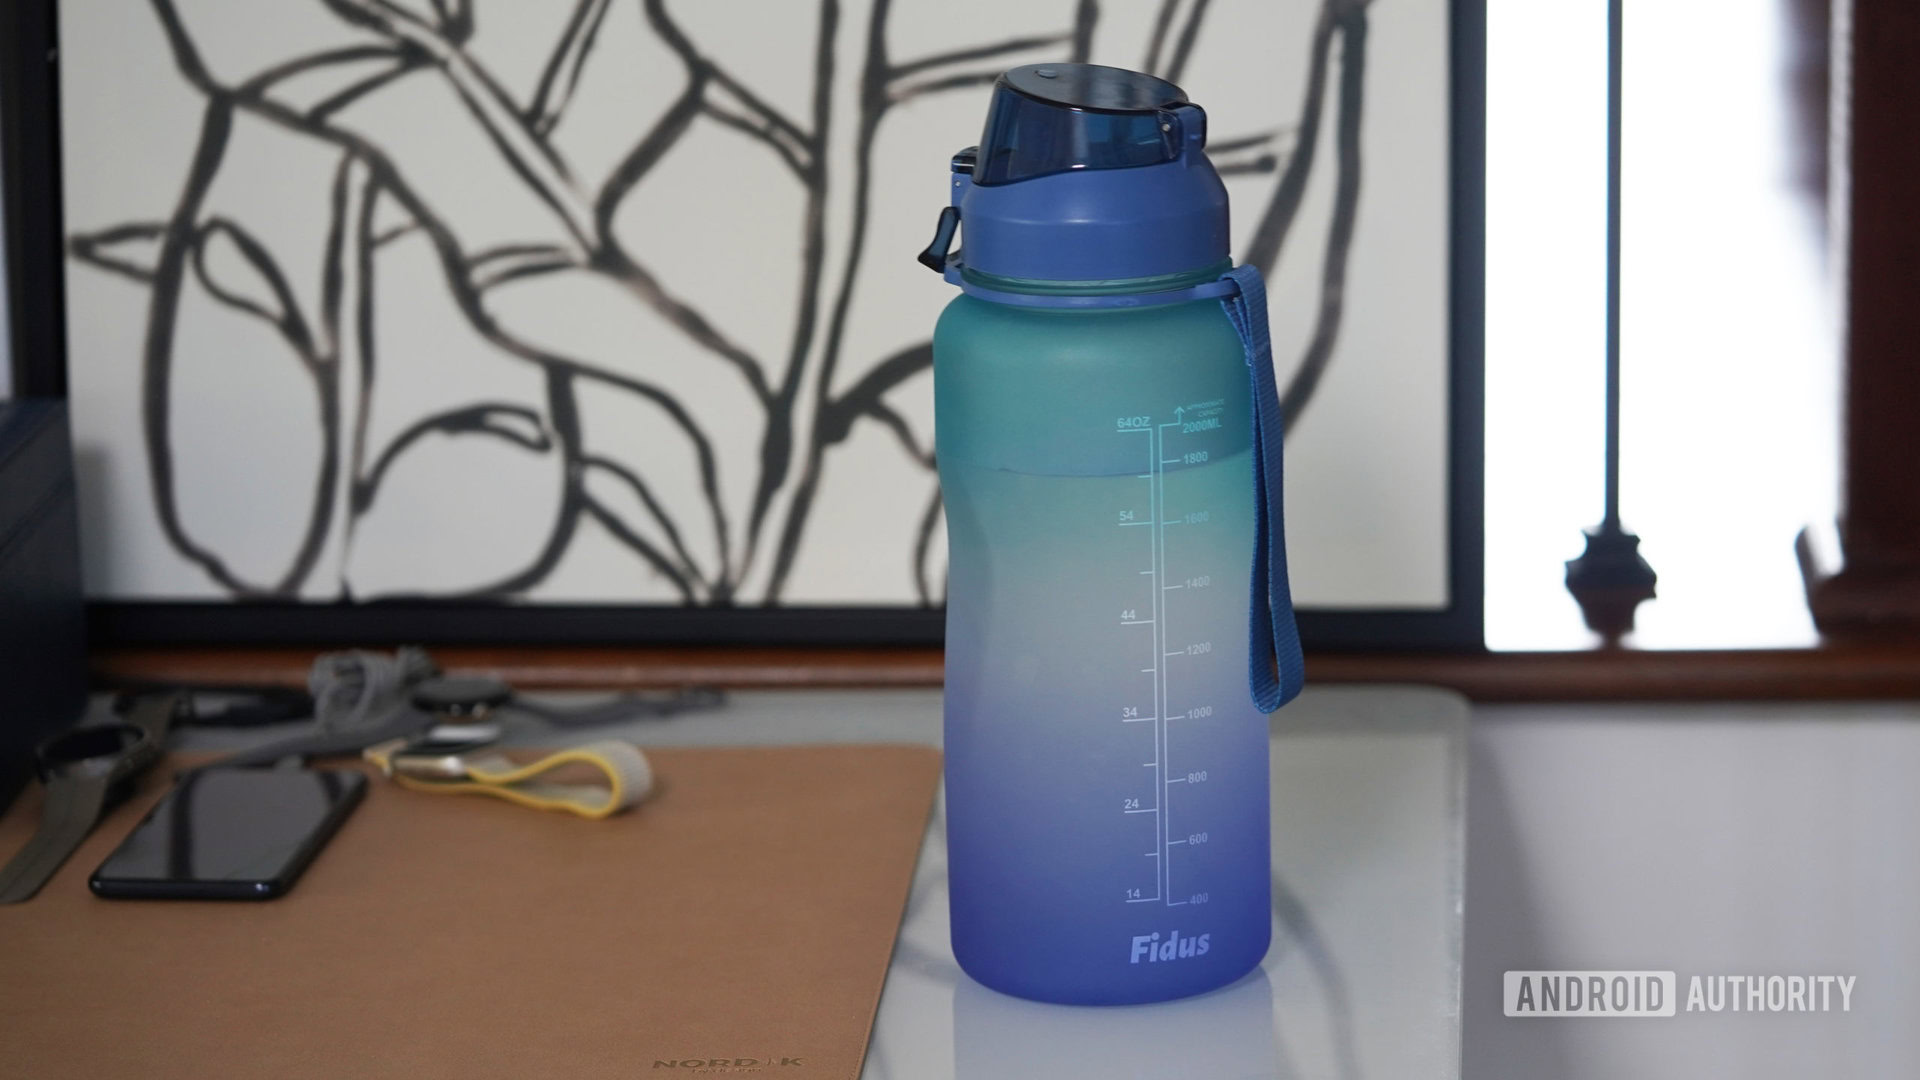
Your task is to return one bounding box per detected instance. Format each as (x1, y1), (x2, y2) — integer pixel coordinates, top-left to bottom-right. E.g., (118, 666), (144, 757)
(4, 0), (1483, 650)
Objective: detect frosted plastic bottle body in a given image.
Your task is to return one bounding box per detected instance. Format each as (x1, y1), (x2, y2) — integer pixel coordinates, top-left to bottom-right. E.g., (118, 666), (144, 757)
(935, 282), (1272, 1005)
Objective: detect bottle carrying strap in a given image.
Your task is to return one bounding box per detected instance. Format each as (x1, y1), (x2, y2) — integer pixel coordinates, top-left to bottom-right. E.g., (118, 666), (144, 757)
(1219, 264), (1305, 713)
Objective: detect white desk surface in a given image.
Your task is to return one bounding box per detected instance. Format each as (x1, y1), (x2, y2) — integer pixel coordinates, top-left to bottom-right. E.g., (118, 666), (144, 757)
(859, 685), (1467, 1080)
(513, 684), (1468, 1080)
(1464, 701), (1920, 1080)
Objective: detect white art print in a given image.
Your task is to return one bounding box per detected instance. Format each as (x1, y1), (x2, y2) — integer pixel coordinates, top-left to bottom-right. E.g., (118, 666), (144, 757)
(61, 0), (1450, 611)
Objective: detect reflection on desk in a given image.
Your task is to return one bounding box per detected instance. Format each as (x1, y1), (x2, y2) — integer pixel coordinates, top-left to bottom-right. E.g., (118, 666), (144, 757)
(867, 686), (1467, 1080)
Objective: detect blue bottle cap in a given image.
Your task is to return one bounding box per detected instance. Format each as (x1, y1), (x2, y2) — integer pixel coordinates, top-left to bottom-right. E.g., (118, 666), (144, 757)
(920, 63), (1230, 285)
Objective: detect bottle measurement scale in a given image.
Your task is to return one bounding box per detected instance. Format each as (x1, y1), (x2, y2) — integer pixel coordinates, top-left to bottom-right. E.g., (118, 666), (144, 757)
(1117, 402), (1222, 910)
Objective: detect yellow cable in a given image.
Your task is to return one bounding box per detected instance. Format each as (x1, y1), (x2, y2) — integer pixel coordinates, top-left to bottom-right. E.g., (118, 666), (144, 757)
(365, 739), (652, 820)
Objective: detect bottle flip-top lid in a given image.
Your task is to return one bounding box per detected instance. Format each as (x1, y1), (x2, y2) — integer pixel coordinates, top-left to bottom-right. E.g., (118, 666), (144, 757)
(921, 63), (1230, 285)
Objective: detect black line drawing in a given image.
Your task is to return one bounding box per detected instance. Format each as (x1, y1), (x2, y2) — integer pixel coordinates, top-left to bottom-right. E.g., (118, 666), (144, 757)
(67, 0), (1368, 608)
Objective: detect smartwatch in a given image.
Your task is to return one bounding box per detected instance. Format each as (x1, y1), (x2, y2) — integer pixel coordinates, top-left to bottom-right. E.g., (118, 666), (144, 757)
(0, 693), (182, 904)
(410, 676), (513, 721)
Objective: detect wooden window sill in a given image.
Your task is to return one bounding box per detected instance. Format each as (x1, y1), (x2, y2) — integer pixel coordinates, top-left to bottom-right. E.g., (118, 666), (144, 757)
(92, 643), (1920, 703)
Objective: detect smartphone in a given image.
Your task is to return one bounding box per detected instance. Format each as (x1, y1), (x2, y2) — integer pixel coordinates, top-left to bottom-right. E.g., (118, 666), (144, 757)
(89, 767), (366, 900)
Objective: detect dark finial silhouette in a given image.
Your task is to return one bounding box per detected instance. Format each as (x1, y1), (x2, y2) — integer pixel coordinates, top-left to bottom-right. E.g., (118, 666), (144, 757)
(1566, 0), (1656, 642)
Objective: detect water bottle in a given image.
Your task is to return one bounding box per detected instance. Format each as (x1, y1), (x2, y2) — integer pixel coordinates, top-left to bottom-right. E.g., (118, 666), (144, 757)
(920, 64), (1305, 1005)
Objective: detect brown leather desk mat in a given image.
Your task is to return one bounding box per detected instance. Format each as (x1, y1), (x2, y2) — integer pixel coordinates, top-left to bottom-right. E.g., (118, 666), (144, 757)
(0, 744), (941, 1079)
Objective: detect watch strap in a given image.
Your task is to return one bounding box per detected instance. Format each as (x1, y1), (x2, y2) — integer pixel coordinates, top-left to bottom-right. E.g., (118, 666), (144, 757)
(124, 692), (183, 744)
(0, 774), (111, 904)
(366, 740), (654, 820)
(0, 692), (182, 905)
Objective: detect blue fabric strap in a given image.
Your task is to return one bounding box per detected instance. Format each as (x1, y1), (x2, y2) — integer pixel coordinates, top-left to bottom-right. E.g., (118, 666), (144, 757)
(1219, 264), (1305, 713)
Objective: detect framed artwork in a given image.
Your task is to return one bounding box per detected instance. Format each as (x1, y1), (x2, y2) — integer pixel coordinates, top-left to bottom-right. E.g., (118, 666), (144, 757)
(7, 0), (1482, 647)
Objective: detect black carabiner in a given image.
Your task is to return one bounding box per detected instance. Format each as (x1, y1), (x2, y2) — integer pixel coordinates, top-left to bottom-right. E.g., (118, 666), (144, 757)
(917, 205), (961, 274)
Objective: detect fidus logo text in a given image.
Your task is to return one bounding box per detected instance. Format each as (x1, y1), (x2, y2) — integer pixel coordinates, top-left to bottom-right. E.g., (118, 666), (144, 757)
(1130, 930), (1211, 963)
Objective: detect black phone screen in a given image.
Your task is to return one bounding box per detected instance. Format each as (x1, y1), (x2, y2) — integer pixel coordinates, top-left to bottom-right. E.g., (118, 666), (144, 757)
(90, 767), (366, 899)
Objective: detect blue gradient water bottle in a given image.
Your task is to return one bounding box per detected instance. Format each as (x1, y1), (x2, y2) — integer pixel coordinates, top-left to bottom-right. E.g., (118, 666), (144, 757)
(919, 64), (1306, 1005)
